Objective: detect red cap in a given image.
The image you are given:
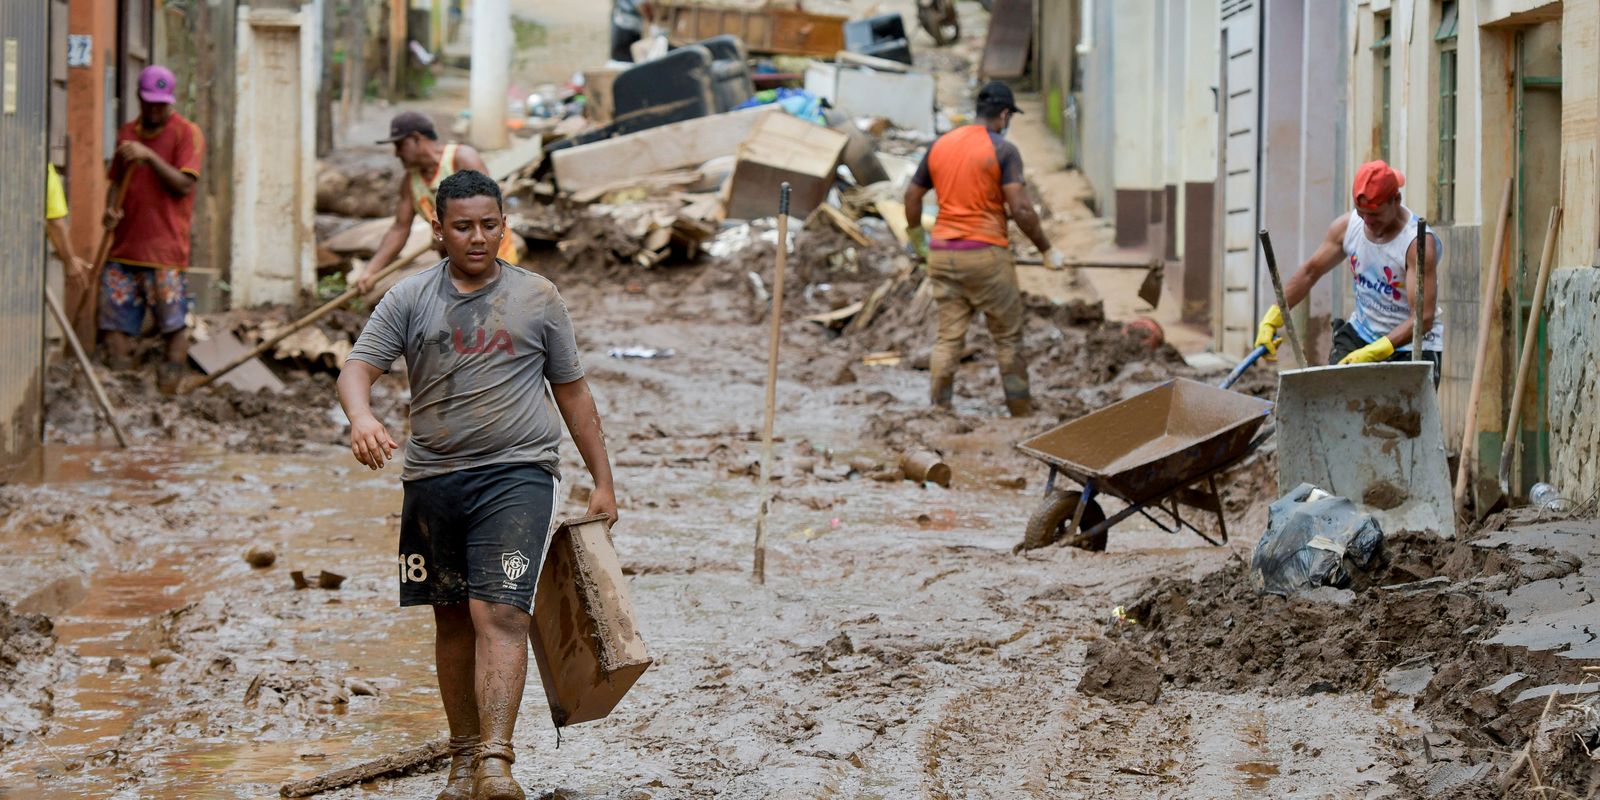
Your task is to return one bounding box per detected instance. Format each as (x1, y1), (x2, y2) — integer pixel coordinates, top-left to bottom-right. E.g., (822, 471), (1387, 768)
(1353, 160), (1405, 211)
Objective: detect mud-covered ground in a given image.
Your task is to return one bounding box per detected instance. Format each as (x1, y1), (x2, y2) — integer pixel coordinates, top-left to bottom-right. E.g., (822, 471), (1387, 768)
(6, 3), (1596, 797)
(12, 238), (1593, 798)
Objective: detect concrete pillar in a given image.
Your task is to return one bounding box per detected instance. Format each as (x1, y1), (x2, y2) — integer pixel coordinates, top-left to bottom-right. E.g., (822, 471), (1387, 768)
(469, 0), (510, 151)
(231, 2), (320, 306)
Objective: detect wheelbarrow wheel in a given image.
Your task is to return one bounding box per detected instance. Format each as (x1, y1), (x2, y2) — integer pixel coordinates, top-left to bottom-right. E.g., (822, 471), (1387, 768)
(1019, 491), (1108, 552)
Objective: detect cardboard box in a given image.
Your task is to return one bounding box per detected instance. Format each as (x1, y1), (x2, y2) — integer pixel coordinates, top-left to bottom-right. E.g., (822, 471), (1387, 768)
(724, 113), (849, 220)
(529, 515), (652, 727)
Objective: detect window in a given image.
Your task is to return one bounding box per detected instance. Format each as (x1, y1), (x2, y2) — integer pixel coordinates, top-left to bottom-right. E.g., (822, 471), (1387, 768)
(1372, 14), (1392, 162)
(1435, 1), (1459, 222)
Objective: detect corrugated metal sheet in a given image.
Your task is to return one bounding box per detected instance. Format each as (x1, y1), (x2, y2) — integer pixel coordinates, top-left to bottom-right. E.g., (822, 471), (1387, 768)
(1436, 223), (1482, 454)
(0, 4), (48, 470)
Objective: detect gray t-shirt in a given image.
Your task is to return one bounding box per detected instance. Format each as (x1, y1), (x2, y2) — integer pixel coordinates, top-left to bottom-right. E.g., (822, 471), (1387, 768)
(347, 260), (585, 481)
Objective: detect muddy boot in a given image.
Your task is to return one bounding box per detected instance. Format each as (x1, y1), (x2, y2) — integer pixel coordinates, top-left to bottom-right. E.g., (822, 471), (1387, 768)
(436, 735), (477, 800)
(157, 362), (187, 395)
(1005, 396), (1034, 417)
(472, 740), (524, 800)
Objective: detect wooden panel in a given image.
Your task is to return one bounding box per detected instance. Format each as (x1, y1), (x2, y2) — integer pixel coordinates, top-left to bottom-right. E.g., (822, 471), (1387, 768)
(1435, 224), (1481, 452)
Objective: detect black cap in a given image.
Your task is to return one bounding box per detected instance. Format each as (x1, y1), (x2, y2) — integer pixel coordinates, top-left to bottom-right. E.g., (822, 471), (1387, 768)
(377, 111), (438, 143)
(976, 81), (1023, 115)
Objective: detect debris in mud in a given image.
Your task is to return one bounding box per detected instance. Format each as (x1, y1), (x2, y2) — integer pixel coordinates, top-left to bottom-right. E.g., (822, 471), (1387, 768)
(0, 600), (71, 752)
(900, 449), (951, 487)
(245, 544), (278, 568)
(1078, 638), (1162, 704)
(1362, 480), (1409, 510)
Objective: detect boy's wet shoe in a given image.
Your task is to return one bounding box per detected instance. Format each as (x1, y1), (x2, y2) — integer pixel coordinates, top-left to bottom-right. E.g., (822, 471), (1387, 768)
(472, 740), (524, 800)
(436, 735), (477, 800)
(157, 362), (187, 395)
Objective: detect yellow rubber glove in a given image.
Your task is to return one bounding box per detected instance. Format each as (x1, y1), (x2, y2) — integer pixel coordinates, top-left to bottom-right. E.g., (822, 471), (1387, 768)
(1338, 336), (1396, 365)
(907, 226), (930, 261)
(1254, 304), (1285, 359)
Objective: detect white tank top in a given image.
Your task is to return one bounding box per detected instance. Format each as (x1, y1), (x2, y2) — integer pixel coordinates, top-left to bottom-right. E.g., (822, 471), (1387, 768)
(1342, 206), (1443, 352)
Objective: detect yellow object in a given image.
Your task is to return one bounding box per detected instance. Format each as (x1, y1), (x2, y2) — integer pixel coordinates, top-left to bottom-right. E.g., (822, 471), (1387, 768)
(907, 225), (929, 260)
(1339, 336), (1396, 364)
(45, 164), (67, 220)
(1254, 304), (1284, 358)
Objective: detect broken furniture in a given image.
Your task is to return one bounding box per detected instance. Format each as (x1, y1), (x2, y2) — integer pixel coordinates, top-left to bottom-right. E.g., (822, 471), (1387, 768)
(805, 61), (937, 136)
(844, 14), (912, 64)
(655, 0), (847, 57)
(980, 0), (1033, 79)
(529, 515), (652, 727)
(551, 105), (780, 195)
(724, 112), (849, 220)
(697, 35), (757, 112)
(1015, 351), (1273, 551)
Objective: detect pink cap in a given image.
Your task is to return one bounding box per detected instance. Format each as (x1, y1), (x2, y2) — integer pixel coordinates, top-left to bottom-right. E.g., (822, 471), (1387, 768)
(138, 65), (176, 104)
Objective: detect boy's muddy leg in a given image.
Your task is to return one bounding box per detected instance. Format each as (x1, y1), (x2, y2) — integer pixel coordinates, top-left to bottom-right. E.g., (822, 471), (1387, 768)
(433, 603), (479, 800)
(470, 598), (533, 800)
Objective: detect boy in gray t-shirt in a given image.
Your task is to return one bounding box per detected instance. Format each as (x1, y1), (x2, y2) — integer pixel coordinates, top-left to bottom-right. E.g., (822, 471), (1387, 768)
(338, 170), (616, 800)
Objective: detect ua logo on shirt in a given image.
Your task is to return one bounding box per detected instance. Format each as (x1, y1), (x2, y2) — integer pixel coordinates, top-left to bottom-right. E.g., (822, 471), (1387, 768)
(453, 328), (515, 355)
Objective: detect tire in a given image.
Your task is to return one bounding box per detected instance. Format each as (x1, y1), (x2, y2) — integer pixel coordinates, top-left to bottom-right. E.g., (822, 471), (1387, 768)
(1019, 491), (1109, 552)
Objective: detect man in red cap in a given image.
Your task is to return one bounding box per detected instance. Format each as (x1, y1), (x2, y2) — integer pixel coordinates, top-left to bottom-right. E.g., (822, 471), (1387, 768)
(100, 64), (204, 393)
(1254, 160), (1442, 378)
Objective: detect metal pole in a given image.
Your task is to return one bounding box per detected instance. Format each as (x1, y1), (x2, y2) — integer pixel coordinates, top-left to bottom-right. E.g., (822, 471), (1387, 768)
(1413, 217), (1426, 362)
(1258, 230), (1308, 367)
(754, 183), (791, 584)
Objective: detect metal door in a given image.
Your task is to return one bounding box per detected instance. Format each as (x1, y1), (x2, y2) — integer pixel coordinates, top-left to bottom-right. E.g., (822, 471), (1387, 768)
(1215, 0), (1261, 356)
(0, 4), (50, 470)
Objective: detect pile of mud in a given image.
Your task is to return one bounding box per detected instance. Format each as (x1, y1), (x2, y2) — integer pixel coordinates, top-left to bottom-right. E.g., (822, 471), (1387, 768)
(1083, 528), (1600, 797)
(44, 308), (409, 452)
(0, 600), (71, 752)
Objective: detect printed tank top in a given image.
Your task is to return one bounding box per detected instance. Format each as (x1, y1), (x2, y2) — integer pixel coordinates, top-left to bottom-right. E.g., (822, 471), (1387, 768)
(1342, 206), (1443, 352)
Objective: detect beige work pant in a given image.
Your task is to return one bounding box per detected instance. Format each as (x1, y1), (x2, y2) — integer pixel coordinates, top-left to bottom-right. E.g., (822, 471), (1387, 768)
(926, 246), (1029, 409)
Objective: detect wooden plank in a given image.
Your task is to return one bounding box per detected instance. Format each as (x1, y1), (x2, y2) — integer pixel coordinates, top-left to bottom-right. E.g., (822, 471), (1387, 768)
(552, 106), (779, 194)
(189, 331), (287, 394)
(279, 738), (449, 797)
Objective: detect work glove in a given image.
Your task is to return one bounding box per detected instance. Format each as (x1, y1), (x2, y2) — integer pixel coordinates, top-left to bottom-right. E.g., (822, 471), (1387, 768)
(1254, 304), (1285, 360)
(1044, 249), (1067, 270)
(907, 226), (930, 261)
(1338, 336), (1396, 365)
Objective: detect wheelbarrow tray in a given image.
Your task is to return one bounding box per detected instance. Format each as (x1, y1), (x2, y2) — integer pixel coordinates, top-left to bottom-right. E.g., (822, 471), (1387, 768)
(1017, 378), (1274, 505)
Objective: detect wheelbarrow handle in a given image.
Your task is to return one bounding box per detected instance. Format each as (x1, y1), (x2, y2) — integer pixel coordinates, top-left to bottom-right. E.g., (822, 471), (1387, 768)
(1219, 345), (1269, 390)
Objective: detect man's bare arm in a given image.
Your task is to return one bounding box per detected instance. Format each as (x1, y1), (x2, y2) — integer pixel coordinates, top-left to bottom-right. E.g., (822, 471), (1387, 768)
(1280, 214), (1352, 310)
(337, 360), (399, 470)
(46, 218), (91, 284)
(1002, 182), (1051, 253)
(116, 141), (195, 196)
(550, 377), (619, 525)
(454, 144), (490, 176)
(904, 183), (928, 231)
(355, 181), (418, 292)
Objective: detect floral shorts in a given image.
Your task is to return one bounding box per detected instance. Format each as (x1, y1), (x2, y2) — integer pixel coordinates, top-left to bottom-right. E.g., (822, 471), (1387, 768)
(99, 261), (189, 336)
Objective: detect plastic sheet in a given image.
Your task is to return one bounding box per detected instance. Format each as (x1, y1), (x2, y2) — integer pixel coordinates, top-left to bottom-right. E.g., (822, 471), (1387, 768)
(1251, 483), (1385, 597)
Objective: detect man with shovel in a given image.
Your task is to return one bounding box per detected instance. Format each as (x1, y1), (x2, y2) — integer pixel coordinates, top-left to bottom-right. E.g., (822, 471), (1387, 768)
(338, 170), (618, 800)
(99, 65), (204, 393)
(904, 81), (1069, 417)
(351, 111), (518, 293)
(1255, 160), (1443, 380)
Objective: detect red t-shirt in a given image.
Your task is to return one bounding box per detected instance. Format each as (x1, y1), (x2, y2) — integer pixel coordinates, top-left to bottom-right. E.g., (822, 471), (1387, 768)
(911, 124), (1025, 248)
(107, 114), (204, 270)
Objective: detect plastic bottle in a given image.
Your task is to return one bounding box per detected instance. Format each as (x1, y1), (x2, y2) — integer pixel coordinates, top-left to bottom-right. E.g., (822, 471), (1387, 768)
(1529, 482), (1570, 513)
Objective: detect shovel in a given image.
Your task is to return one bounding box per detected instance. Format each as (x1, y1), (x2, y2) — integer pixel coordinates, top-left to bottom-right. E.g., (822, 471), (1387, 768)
(1275, 362), (1456, 538)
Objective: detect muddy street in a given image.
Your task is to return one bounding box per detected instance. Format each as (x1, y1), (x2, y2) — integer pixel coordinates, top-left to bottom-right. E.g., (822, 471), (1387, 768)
(5, 242), (1530, 798)
(6, 0), (1600, 797)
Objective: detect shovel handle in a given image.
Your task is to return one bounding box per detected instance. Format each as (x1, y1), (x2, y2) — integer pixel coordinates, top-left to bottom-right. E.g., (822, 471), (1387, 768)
(1220, 345), (1269, 390)
(1258, 230), (1309, 368)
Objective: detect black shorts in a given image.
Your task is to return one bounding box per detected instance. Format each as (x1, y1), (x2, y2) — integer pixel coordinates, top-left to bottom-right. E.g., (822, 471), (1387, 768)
(1329, 319), (1442, 387)
(399, 463), (558, 611)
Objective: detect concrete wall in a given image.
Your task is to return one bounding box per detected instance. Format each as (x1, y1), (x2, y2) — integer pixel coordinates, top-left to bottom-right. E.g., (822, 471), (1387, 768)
(1548, 267), (1600, 498)
(1080, 0), (1115, 218)
(231, 3), (319, 306)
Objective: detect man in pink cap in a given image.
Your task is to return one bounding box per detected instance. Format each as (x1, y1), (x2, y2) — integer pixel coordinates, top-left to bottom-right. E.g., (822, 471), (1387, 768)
(100, 64), (205, 392)
(1253, 159), (1443, 379)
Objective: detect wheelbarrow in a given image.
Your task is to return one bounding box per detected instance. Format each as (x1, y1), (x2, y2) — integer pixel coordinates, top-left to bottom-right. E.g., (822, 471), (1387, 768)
(1015, 347), (1273, 551)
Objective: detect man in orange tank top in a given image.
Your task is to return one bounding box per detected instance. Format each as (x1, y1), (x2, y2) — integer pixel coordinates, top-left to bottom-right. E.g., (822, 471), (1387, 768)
(352, 112), (495, 292)
(904, 82), (1067, 417)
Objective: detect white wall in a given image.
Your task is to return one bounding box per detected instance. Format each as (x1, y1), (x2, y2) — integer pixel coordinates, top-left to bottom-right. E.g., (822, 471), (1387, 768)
(232, 3), (320, 306)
